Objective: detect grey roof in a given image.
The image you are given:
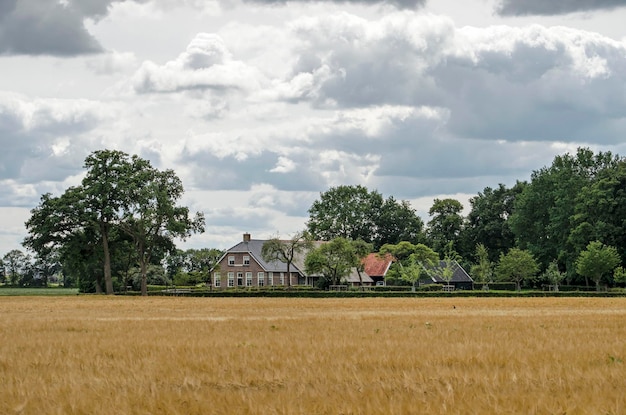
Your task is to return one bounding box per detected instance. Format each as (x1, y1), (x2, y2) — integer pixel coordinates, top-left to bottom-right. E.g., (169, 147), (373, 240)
(424, 260), (474, 284)
(343, 269), (374, 284)
(225, 239), (298, 273)
(222, 239), (329, 275)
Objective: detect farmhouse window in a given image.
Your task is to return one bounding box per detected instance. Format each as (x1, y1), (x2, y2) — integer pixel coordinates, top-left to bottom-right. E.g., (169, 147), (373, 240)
(243, 256), (250, 266)
(228, 256), (235, 266)
(237, 273), (244, 286)
(268, 272), (274, 286)
(214, 272), (221, 287)
(227, 272), (234, 287)
(258, 272), (265, 286)
(246, 272), (253, 286)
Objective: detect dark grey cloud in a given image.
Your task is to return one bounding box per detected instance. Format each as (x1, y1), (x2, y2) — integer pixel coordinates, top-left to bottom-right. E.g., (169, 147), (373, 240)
(285, 17), (626, 145)
(0, 93), (113, 208)
(496, 0), (626, 16)
(0, 0), (143, 56)
(178, 147), (324, 193)
(205, 206), (275, 230)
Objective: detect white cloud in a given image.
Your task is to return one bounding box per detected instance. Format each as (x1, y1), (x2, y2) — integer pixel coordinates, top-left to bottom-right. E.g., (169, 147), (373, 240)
(84, 50), (138, 75)
(132, 33), (266, 94)
(270, 156), (296, 173)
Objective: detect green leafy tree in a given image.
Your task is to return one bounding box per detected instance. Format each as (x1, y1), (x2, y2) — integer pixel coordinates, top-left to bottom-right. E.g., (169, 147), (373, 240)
(24, 189), (96, 288)
(426, 198), (464, 254)
(510, 148), (619, 276)
(575, 241), (620, 291)
(304, 237), (366, 286)
(398, 244), (439, 291)
(119, 166), (205, 296)
(25, 149), (204, 295)
(569, 160), (626, 267)
(307, 185), (424, 249)
(439, 242), (462, 286)
(542, 260), (566, 292)
(496, 248), (539, 291)
(350, 239), (373, 287)
(307, 185), (382, 243)
(129, 264), (170, 289)
(379, 241), (421, 262)
(165, 248), (223, 287)
(81, 150), (138, 294)
(25, 150), (137, 294)
(186, 248), (223, 285)
(461, 183), (525, 262)
(0, 257), (5, 284)
(165, 249), (187, 282)
(262, 231), (313, 288)
(3, 250), (29, 286)
(374, 197), (425, 248)
(470, 243), (493, 289)
(613, 266), (626, 285)
(30, 250), (61, 287)
(58, 227), (105, 291)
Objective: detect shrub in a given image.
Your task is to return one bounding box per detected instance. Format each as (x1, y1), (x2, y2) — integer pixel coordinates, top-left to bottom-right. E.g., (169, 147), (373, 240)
(474, 282), (517, 291)
(417, 284), (444, 291)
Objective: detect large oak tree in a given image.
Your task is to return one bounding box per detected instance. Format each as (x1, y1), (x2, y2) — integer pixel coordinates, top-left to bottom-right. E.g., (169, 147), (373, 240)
(24, 150), (204, 295)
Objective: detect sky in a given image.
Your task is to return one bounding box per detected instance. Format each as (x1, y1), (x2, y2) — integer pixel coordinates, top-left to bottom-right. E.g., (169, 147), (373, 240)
(1, 0), (626, 254)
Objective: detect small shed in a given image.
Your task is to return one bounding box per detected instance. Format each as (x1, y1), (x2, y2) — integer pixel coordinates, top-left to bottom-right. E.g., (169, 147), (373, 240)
(420, 260), (474, 290)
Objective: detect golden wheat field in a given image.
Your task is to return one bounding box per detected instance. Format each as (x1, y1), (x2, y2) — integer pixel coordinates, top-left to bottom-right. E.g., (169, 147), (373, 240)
(1, 296), (625, 415)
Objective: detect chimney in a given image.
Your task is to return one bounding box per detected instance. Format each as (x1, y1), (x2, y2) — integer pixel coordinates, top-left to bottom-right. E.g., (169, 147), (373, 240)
(243, 233), (251, 242)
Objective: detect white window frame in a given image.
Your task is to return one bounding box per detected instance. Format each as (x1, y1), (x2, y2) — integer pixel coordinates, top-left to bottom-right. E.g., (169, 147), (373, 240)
(268, 272), (274, 286)
(228, 256), (235, 266)
(258, 272), (265, 287)
(227, 272), (234, 287)
(246, 272), (253, 287)
(213, 272), (221, 287)
(243, 255), (250, 266)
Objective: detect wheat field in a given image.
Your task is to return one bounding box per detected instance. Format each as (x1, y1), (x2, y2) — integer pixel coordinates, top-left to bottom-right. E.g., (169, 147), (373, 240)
(1, 296), (625, 414)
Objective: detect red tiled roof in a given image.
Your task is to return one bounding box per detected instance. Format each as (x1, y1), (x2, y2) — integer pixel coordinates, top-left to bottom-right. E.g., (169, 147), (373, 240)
(362, 253), (394, 277)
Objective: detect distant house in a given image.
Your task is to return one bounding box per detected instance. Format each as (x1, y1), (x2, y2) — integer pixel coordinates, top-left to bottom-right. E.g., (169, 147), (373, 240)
(362, 253), (394, 286)
(213, 233), (298, 288)
(213, 233), (384, 289)
(420, 260), (474, 290)
(212, 233), (321, 289)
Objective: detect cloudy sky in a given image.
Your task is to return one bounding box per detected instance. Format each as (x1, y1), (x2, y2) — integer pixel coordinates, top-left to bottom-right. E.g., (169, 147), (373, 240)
(1, 0), (626, 254)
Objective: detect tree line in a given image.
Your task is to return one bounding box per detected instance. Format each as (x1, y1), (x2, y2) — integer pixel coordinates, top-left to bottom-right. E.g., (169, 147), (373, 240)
(2, 146), (626, 292)
(303, 148), (626, 290)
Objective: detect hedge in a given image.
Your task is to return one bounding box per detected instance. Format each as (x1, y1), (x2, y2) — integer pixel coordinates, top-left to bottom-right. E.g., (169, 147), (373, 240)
(151, 289), (626, 298)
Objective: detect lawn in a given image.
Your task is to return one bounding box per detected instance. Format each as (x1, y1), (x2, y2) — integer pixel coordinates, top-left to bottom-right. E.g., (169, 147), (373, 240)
(1, 297), (625, 414)
(0, 287), (79, 296)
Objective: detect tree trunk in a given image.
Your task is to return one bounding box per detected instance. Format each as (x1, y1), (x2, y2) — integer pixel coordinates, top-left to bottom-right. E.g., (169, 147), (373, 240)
(101, 226), (114, 295)
(140, 252), (148, 296)
(286, 262), (291, 289)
